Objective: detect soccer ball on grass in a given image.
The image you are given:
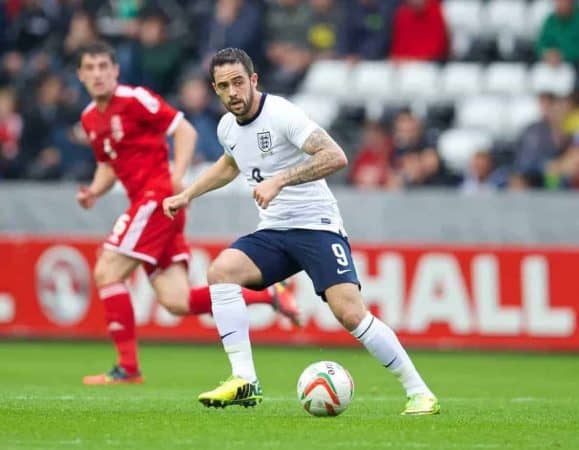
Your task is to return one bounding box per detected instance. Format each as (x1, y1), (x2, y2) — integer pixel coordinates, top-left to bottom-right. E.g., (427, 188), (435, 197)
(297, 361), (354, 417)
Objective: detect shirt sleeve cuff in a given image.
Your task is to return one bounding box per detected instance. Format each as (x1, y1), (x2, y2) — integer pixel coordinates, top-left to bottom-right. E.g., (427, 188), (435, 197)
(166, 111), (184, 136)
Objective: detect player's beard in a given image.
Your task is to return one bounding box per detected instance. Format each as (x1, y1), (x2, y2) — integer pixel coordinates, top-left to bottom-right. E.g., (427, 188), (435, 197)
(229, 89), (254, 118)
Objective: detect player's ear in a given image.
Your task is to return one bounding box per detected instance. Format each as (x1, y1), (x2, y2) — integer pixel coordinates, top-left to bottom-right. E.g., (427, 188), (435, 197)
(250, 72), (258, 87)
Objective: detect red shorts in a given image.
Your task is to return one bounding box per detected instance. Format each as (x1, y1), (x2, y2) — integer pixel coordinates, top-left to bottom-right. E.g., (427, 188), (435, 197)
(103, 196), (189, 276)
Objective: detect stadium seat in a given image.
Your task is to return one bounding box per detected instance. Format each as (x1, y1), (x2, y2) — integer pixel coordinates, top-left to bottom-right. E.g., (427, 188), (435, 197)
(527, 0), (553, 40)
(529, 63), (576, 97)
(395, 63), (440, 102)
(350, 61), (395, 104)
(438, 128), (493, 172)
(440, 63), (484, 100)
(482, 0), (527, 38)
(484, 63), (529, 96)
(299, 60), (352, 102)
(443, 0), (483, 36)
(456, 95), (507, 137)
(506, 95), (542, 138)
(290, 93), (340, 129)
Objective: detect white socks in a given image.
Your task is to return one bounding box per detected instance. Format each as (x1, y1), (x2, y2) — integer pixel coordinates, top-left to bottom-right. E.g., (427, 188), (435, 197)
(210, 283), (257, 382)
(351, 313), (432, 397)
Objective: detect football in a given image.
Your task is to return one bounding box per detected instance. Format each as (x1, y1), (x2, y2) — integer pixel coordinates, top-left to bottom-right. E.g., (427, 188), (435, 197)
(296, 361), (354, 417)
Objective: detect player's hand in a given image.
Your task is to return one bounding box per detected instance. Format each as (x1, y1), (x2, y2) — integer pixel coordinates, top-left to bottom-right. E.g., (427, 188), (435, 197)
(163, 192), (189, 219)
(76, 186), (97, 209)
(253, 177), (283, 209)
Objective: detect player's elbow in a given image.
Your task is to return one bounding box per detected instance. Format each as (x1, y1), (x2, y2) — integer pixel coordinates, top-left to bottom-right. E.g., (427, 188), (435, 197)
(333, 148), (348, 171)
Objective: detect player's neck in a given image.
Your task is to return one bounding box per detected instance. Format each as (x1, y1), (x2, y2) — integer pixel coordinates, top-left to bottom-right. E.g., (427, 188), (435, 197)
(94, 84), (117, 112)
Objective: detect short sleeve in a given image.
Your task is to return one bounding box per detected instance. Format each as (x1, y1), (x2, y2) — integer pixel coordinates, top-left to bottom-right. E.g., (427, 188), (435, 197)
(216, 116), (233, 157)
(131, 86), (183, 135)
(279, 99), (320, 150)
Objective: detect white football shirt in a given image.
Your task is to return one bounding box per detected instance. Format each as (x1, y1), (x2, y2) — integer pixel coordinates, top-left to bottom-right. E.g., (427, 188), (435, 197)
(217, 93), (346, 234)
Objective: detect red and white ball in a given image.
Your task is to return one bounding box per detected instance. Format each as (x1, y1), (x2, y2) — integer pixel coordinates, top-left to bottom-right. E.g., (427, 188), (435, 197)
(297, 361), (354, 417)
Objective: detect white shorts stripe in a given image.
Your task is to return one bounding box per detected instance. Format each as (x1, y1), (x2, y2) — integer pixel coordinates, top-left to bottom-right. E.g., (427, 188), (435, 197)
(103, 243), (158, 265)
(99, 282), (128, 299)
(120, 200), (157, 252)
(171, 253), (189, 263)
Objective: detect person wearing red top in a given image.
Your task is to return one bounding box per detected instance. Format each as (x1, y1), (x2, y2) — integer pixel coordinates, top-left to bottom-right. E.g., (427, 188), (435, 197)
(390, 0), (449, 62)
(76, 41), (299, 385)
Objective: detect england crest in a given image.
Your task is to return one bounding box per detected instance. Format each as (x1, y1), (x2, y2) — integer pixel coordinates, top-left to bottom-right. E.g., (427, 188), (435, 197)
(257, 131), (272, 152)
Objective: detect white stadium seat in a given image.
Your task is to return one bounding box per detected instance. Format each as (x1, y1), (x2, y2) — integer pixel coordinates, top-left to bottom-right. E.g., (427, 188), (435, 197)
(483, 0), (527, 37)
(299, 60), (352, 102)
(438, 128), (493, 172)
(290, 93), (339, 129)
(530, 63), (576, 97)
(443, 0), (483, 36)
(456, 95), (508, 137)
(506, 95), (542, 138)
(484, 63), (529, 96)
(395, 62), (440, 102)
(440, 63), (484, 100)
(350, 61), (395, 104)
(527, 0), (553, 39)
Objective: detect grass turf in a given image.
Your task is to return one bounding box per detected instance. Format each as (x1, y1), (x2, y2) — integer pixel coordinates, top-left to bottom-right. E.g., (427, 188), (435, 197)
(0, 341), (577, 450)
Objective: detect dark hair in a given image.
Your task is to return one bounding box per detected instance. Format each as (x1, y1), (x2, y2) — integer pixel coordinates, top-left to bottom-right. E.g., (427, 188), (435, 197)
(209, 48), (254, 82)
(76, 41), (117, 68)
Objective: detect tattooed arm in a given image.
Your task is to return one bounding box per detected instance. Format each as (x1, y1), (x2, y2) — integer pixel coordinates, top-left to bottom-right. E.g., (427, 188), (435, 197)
(277, 128), (348, 187)
(253, 128), (348, 209)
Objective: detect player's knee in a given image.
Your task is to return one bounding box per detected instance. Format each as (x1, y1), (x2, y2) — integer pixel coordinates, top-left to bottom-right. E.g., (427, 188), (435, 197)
(157, 295), (188, 315)
(93, 264), (119, 288)
(207, 261), (236, 285)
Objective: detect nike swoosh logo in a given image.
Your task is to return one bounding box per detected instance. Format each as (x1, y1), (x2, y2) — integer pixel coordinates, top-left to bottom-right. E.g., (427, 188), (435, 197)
(337, 268), (352, 275)
(220, 331), (237, 340)
(229, 144), (236, 151)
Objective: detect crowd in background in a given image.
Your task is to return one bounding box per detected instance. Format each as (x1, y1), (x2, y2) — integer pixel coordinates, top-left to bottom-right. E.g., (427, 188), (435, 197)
(0, 0), (578, 193)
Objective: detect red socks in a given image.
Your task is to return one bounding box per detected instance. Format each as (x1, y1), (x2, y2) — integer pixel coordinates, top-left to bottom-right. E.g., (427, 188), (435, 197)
(98, 282), (139, 375)
(188, 285), (274, 315)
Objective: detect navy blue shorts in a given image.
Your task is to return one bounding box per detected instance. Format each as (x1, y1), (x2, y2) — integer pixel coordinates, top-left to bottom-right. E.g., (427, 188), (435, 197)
(230, 229), (360, 299)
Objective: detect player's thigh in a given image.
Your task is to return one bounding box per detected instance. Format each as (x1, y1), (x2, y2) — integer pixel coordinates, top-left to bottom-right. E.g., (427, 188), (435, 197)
(222, 230), (301, 289)
(151, 262), (190, 315)
(324, 283), (368, 332)
(94, 248), (140, 287)
(288, 230), (360, 298)
(207, 248), (265, 286)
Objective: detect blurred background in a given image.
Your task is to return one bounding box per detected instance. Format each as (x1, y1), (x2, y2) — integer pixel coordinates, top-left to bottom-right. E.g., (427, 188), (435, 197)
(0, 0), (578, 350)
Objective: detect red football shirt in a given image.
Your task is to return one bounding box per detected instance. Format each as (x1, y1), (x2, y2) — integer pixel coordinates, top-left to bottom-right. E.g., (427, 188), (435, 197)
(81, 85), (183, 203)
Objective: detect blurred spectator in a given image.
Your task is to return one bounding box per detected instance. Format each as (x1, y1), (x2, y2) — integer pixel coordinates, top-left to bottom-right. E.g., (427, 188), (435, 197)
(307, 0), (344, 59)
(264, 0), (314, 93)
(460, 149), (501, 194)
(536, 0), (579, 66)
(8, 0), (56, 53)
(563, 90), (579, 135)
(390, 0), (449, 62)
(201, 0), (264, 68)
(391, 109), (433, 156)
(337, 0), (400, 62)
(0, 88), (24, 179)
(348, 121), (393, 188)
(178, 75), (223, 163)
(515, 92), (569, 173)
(129, 9), (184, 95)
(60, 10), (99, 69)
(544, 135), (579, 189)
(94, 0), (142, 40)
(0, 51), (25, 89)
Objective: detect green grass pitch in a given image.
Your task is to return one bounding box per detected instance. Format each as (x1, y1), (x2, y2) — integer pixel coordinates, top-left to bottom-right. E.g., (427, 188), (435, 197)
(0, 341), (577, 450)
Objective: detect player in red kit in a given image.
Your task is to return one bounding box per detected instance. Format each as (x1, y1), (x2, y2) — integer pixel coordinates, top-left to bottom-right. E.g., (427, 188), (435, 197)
(76, 41), (299, 385)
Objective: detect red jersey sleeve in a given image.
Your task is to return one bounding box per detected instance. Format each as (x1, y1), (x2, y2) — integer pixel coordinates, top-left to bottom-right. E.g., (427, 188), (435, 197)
(130, 87), (183, 135)
(80, 112), (107, 162)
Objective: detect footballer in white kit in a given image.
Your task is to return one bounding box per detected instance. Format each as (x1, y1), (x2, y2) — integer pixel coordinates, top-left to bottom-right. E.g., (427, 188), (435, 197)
(163, 48), (440, 416)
